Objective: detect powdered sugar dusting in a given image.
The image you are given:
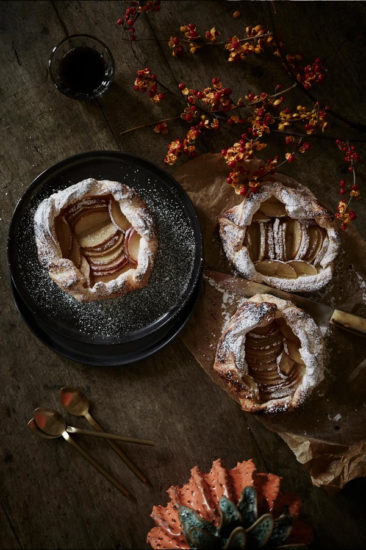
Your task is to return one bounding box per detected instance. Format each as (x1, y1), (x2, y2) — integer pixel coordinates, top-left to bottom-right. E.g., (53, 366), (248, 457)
(214, 293), (324, 413)
(13, 170), (197, 342)
(219, 180), (340, 293)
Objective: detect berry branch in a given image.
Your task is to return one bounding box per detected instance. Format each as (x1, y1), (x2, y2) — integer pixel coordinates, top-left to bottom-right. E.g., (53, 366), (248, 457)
(116, 4), (364, 228)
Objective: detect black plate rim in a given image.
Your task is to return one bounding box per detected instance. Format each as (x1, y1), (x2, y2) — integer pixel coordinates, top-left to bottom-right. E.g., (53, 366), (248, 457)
(11, 278), (201, 366)
(7, 150), (203, 345)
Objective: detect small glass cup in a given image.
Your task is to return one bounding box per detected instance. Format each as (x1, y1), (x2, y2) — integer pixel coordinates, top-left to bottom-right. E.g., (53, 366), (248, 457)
(49, 34), (115, 100)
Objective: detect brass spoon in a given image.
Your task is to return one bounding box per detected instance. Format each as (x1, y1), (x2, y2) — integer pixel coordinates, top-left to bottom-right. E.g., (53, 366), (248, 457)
(28, 417), (57, 439)
(60, 387), (149, 484)
(31, 410), (130, 497)
(32, 407), (154, 445)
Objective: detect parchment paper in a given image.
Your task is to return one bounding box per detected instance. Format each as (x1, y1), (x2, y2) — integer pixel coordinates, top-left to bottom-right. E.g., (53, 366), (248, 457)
(174, 153), (366, 489)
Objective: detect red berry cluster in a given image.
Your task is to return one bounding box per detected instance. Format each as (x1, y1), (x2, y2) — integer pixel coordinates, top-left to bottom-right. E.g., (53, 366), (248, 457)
(225, 25), (273, 62)
(168, 35), (185, 57)
(245, 91), (285, 137)
(205, 27), (219, 42)
(133, 68), (164, 103)
(277, 103), (328, 134)
(334, 140), (362, 229)
(168, 23), (219, 56)
(284, 136), (311, 153)
(287, 56), (325, 89)
(336, 139), (362, 168)
(153, 122), (168, 134)
(221, 133), (269, 194)
(117, 0), (160, 40)
(179, 78), (235, 112)
(164, 116), (221, 165)
(335, 200), (357, 230)
(164, 79), (237, 165)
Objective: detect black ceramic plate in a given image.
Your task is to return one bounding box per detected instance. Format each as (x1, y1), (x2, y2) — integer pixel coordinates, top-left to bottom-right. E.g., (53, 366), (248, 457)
(8, 151), (203, 364)
(11, 280), (200, 366)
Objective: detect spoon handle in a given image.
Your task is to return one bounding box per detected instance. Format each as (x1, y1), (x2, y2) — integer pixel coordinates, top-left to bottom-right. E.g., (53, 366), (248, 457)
(62, 431), (130, 497)
(66, 426), (155, 446)
(84, 412), (149, 484)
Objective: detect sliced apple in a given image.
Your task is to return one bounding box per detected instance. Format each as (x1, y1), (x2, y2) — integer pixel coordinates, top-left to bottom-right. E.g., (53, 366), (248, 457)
(70, 238), (81, 268)
(125, 228), (140, 264)
(246, 340), (283, 359)
(109, 198), (131, 232)
(313, 235), (328, 266)
(252, 210), (271, 222)
(312, 226), (325, 263)
(259, 368), (299, 391)
(273, 218), (284, 261)
(255, 260), (298, 279)
(277, 318), (301, 346)
(66, 202), (109, 226)
(286, 339), (305, 366)
(54, 216), (72, 257)
(248, 355), (284, 368)
(78, 222), (118, 249)
(253, 372), (285, 385)
(279, 352), (295, 375)
(302, 225), (318, 262)
(248, 358), (277, 377)
(288, 260), (318, 276)
(253, 373), (283, 386)
(285, 220), (302, 260)
(251, 366), (281, 379)
(92, 262), (133, 284)
(247, 359), (279, 372)
(73, 209), (110, 238)
(246, 329), (281, 349)
(304, 225), (325, 263)
(83, 232), (123, 255)
(88, 244), (124, 266)
(295, 223), (310, 260)
(90, 255), (129, 275)
(258, 222), (267, 260)
(281, 222), (287, 259)
(250, 321), (278, 336)
(260, 198), (287, 218)
(266, 223), (275, 260)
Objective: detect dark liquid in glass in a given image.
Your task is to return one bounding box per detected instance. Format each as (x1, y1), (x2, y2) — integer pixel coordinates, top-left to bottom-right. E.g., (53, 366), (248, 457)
(58, 46), (106, 95)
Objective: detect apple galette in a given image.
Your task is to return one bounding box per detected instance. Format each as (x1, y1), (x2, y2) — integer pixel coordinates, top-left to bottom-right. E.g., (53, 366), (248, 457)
(214, 293), (324, 412)
(34, 178), (158, 302)
(219, 181), (339, 292)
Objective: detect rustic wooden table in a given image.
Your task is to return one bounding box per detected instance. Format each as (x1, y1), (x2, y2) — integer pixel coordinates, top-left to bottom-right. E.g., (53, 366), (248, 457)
(1, 2), (365, 549)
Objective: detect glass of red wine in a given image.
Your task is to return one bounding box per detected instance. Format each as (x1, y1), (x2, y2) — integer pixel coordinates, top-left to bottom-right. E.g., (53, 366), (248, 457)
(49, 34), (114, 100)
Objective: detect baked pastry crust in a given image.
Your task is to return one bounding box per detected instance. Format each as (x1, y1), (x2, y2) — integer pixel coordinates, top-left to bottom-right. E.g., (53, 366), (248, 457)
(219, 180), (339, 292)
(214, 293), (324, 412)
(34, 178), (158, 302)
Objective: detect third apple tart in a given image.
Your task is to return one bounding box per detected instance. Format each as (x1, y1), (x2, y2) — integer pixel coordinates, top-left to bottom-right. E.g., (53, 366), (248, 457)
(214, 293), (324, 412)
(219, 181), (339, 292)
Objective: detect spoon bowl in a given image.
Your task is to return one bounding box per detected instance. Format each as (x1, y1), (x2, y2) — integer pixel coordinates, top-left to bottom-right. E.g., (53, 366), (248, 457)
(34, 407), (68, 437)
(60, 387), (90, 416)
(28, 417), (58, 439)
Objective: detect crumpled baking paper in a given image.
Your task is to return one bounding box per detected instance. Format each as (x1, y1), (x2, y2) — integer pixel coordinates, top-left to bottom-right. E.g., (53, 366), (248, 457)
(174, 153), (366, 489)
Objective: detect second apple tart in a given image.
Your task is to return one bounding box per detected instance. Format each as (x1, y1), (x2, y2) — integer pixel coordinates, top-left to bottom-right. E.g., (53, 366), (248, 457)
(219, 181), (339, 292)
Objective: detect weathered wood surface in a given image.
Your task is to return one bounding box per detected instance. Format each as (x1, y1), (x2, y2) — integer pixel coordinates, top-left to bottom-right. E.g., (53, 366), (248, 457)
(1, 2), (365, 549)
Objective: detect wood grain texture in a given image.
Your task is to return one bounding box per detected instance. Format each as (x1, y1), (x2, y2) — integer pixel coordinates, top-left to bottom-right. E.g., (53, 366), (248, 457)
(0, 1), (365, 548)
